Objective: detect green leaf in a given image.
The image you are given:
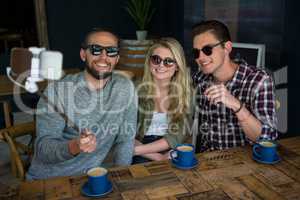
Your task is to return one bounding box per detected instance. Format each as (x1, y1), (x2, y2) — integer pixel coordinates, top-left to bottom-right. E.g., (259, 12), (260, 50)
(124, 0), (156, 30)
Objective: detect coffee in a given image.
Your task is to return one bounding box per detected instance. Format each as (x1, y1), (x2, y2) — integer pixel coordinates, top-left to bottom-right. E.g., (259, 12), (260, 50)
(177, 145), (193, 152)
(253, 139), (279, 163)
(88, 167), (107, 177)
(260, 141), (275, 147)
(171, 144), (196, 167)
(87, 167), (110, 194)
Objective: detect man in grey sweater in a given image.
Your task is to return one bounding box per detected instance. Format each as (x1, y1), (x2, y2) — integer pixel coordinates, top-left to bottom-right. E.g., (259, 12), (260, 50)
(26, 29), (137, 180)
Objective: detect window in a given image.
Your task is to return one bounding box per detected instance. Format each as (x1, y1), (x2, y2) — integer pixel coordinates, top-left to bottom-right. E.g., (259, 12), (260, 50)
(230, 42), (266, 68)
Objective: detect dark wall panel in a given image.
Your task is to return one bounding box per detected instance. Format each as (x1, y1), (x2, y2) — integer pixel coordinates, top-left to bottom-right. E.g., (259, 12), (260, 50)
(286, 0), (300, 136)
(46, 0), (135, 68)
(45, 0), (184, 69)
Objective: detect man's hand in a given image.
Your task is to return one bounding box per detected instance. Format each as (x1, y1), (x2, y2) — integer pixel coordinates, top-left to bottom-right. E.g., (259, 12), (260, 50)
(68, 129), (97, 155)
(204, 83), (240, 111)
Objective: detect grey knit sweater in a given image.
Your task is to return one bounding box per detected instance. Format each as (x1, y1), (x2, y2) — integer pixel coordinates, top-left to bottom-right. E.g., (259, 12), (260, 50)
(27, 72), (137, 180)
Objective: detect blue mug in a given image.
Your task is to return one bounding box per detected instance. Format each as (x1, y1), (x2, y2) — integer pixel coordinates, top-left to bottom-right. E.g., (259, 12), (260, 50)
(253, 140), (277, 162)
(87, 167), (110, 194)
(170, 144), (195, 166)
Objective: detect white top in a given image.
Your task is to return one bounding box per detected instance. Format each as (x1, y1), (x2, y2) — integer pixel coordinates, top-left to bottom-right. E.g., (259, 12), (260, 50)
(145, 112), (168, 136)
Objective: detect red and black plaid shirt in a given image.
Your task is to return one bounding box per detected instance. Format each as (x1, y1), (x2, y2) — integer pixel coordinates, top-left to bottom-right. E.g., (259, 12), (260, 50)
(192, 62), (278, 152)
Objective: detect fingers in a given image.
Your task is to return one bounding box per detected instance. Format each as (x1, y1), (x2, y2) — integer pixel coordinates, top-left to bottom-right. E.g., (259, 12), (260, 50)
(204, 84), (239, 110)
(84, 136), (96, 153)
(80, 135), (96, 152)
(204, 84), (219, 95)
(80, 136), (90, 144)
(205, 84), (226, 104)
(79, 130), (97, 153)
(212, 96), (224, 104)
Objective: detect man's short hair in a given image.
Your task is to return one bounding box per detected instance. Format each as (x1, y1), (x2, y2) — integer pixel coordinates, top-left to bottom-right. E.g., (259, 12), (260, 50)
(192, 20), (231, 43)
(81, 28), (120, 48)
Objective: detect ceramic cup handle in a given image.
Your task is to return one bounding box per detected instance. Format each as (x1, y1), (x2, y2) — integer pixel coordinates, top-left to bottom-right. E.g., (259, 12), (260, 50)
(170, 150), (178, 162)
(253, 144), (261, 159)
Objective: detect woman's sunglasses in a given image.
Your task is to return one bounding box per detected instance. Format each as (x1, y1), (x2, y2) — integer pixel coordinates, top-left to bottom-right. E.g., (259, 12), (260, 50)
(192, 41), (224, 59)
(83, 44), (119, 57)
(150, 55), (176, 68)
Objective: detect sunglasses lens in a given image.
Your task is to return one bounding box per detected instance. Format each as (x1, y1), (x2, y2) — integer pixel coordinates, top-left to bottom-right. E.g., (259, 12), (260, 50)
(164, 58), (176, 67)
(150, 55), (176, 67)
(106, 47), (119, 57)
(192, 48), (200, 59)
(90, 45), (103, 56)
(150, 55), (162, 65)
(87, 45), (119, 57)
(202, 46), (213, 56)
(193, 41), (223, 58)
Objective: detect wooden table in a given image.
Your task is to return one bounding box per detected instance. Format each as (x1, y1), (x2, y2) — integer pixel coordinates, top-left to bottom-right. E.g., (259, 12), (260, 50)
(9, 136), (299, 200)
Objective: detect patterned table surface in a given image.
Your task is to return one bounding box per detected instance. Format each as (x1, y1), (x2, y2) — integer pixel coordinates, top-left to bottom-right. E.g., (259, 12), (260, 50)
(15, 136), (300, 200)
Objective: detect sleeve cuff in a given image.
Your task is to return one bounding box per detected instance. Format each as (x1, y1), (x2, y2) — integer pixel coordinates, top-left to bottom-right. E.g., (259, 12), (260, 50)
(258, 124), (278, 141)
(60, 141), (76, 160)
(164, 134), (180, 149)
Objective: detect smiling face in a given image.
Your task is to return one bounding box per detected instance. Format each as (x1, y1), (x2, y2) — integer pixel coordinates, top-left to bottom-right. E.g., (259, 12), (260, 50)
(80, 31), (119, 81)
(193, 31), (226, 75)
(150, 47), (177, 82)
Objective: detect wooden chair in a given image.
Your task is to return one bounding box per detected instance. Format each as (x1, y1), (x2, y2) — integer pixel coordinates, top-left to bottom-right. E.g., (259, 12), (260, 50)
(0, 33), (24, 52)
(0, 100), (13, 128)
(114, 69), (135, 80)
(0, 121), (35, 180)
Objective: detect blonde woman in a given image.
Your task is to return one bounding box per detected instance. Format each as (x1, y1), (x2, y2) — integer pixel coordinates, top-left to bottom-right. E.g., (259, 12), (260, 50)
(133, 37), (192, 164)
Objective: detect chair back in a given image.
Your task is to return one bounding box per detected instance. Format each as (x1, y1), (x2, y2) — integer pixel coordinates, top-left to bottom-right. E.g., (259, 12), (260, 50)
(114, 69), (135, 80)
(0, 121), (35, 180)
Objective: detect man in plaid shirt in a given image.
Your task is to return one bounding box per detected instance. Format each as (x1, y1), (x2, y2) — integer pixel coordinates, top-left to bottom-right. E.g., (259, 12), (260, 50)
(191, 20), (277, 152)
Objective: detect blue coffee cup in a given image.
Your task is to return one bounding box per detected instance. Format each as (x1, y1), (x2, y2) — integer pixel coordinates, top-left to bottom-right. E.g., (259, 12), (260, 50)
(87, 167), (110, 194)
(170, 144), (195, 166)
(253, 140), (277, 162)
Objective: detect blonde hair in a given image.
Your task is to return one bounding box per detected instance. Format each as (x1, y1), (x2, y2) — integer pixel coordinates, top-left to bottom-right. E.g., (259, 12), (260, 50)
(142, 37), (191, 122)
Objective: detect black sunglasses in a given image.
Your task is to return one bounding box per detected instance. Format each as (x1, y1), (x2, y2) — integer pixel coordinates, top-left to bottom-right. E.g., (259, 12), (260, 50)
(192, 41), (224, 59)
(150, 55), (177, 68)
(83, 44), (119, 57)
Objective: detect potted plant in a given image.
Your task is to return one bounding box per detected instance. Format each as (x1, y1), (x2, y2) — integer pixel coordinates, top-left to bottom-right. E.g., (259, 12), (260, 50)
(125, 0), (156, 40)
